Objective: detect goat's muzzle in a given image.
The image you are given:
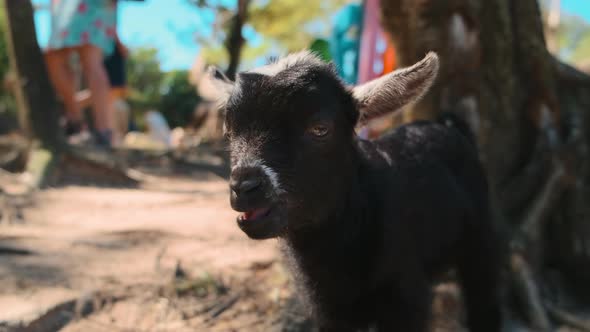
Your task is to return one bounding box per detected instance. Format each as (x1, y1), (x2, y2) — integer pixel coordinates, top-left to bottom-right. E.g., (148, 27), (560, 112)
(229, 166), (285, 239)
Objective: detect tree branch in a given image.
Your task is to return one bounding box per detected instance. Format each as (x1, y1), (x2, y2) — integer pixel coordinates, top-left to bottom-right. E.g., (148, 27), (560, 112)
(224, 0), (251, 80)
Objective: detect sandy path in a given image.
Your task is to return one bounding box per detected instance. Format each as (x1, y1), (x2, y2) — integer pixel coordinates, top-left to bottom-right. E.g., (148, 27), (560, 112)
(0, 175), (278, 328)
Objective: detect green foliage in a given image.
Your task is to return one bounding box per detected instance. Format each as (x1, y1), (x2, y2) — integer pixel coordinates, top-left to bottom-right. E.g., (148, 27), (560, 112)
(201, 38), (272, 69)
(248, 0), (347, 51)
(127, 48), (165, 109)
(0, 6), (17, 121)
(0, 7), (9, 78)
(201, 44), (228, 66)
(309, 38), (332, 62)
(172, 271), (228, 298)
(571, 33), (590, 64)
(159, 70), (201, 128)
(554, 15), (590, 65)
(126, 47), (201, 129)
(539, 1), (590, 67)
(195, 0), (351, 68)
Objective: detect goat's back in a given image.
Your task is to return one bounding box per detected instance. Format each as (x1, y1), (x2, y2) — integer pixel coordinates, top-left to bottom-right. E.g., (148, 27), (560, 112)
(375, 118), (485, 207)
(370, 119), (491, 273)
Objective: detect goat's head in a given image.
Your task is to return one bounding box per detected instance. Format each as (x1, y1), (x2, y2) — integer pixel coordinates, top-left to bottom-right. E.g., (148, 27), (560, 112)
(206, 51), (439, 239)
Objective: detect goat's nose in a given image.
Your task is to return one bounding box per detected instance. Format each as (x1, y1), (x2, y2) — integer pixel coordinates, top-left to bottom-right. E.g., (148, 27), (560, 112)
(230, 178), (261, 195)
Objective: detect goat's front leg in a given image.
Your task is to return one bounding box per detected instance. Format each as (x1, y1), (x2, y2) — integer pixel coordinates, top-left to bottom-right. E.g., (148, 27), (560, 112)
(318, 323), (358, 332)
(318, 326), (357, 332)
(315, 314), (360, 332)
(375, 273), (431, 332)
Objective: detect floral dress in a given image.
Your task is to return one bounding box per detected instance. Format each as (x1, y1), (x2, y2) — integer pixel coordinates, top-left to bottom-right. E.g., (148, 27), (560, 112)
(47, 0), (117, 56)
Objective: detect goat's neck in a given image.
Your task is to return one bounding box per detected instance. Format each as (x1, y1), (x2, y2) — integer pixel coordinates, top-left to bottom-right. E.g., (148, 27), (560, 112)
(280, 160), (378, 314)
(283, 158), (374, 269)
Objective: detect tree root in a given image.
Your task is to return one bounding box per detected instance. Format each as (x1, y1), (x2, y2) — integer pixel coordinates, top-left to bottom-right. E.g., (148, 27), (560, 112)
(25, 147), (60, 188)
(24, 144), (141, 188)
(520, 163), (566, 243)
(555, 57), (590, 88)
(56, 147), (141, 187)
(509, 131), (570, 330)
(510, 254), (552, 331)
(545, 302), (590, 332)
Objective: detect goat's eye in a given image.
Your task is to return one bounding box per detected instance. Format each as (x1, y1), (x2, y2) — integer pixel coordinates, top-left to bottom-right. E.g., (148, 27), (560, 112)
(307, 124), (330, 138)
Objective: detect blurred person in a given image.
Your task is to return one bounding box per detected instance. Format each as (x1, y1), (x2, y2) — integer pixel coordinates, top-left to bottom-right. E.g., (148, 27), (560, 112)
(77, 33), (131, 145)
(44, 0), (117, 147)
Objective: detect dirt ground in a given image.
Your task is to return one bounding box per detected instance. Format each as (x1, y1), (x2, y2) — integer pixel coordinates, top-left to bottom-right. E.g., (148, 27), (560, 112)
(0, 163), (468, 332)
(0, 167), (293, 331)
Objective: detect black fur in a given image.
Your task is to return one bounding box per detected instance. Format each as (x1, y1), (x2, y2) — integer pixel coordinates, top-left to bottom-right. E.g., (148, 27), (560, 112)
(222, 53), (502, 332)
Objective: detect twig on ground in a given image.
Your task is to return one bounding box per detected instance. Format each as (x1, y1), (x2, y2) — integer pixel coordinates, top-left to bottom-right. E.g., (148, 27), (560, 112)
(209, 294), (240, 319)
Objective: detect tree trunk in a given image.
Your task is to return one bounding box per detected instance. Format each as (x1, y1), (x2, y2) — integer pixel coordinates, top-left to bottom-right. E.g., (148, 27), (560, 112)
(224, 0), (250, 80)
(379, 0), (590, 329)
(3, 0), (63, 149)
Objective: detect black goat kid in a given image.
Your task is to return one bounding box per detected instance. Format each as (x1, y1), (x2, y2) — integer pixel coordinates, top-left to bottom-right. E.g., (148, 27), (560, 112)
(208, 52), (502, 332)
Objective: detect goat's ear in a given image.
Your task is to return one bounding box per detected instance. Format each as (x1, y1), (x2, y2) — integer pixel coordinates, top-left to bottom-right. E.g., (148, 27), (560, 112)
(201, 66), (235, 106)
(352, 52), (439, 125)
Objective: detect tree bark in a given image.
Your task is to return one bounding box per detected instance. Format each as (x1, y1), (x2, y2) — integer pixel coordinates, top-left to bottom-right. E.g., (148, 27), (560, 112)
(3, 0), (63, 149)
(379, 0), (590, 328)
(224, 0), (250, 80)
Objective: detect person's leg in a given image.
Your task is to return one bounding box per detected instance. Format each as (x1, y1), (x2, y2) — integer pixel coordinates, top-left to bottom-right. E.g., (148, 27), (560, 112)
(104, 42), (128, 146)
(78, 45), (113, 145)
(44, 49), (83, 124)
(75, 89), (93, 110)
(110, 89), (130, 146)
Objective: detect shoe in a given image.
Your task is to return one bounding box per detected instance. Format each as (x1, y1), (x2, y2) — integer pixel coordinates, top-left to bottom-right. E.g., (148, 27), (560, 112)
(93, 130), (113, 149)
(64, 120), (84, 136)
(67, 130), (93, 146)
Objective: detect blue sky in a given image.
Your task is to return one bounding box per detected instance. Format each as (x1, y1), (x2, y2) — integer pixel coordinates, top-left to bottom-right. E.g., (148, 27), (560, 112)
(33, 0), (590, 71)
(562, 0), (590, 21)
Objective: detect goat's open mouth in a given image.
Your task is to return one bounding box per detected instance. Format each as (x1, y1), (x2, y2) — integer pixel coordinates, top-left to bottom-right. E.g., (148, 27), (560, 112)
(238, 207), (272, 222)
(235, 206), (283, 239)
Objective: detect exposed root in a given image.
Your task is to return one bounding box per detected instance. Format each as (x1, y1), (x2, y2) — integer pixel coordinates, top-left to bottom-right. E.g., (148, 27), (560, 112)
(510, 254), (551, 331)
(53, 146), (141, 187)
(555, 57), (590, 87)
(545, 302), (590, 332)
(520, 163), (566, 243)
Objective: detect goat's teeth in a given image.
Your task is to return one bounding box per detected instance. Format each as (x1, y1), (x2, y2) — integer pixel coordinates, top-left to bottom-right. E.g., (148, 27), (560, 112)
(241, 208), (269, 221)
